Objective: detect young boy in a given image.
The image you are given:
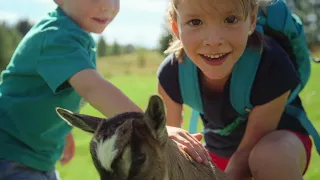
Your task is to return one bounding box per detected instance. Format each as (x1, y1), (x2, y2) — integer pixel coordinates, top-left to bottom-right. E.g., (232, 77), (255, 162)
(0, 0), (142, 179)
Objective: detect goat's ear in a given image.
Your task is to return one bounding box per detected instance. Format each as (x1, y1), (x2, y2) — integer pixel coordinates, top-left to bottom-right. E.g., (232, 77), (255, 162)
(144, 95), (168, 144)
(56, 107), (101, 133)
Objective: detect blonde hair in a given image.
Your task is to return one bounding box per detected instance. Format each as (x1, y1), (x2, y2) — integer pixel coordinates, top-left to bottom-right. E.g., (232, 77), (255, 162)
(164, 0), (266, 62)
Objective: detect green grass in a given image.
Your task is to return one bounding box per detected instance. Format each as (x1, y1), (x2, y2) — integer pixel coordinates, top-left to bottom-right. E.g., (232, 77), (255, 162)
(56, 52), (320, 179)
(299, 62), (320, 179)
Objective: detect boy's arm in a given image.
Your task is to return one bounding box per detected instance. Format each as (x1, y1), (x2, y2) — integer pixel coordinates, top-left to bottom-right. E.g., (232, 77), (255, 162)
(69, 69), (142, 118)
(225, 90), (290, 179)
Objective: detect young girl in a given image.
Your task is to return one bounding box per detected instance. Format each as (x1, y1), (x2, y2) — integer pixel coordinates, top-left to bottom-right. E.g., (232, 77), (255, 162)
(0, 0), (142, 179)
(157, 0), (313, 179)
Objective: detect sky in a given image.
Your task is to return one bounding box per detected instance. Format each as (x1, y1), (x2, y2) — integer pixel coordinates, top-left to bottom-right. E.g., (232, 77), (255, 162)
(0, 0), (170, 49)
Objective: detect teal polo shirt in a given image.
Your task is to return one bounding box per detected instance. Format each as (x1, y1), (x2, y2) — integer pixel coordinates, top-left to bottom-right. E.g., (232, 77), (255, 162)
(0, 7), (96, 171)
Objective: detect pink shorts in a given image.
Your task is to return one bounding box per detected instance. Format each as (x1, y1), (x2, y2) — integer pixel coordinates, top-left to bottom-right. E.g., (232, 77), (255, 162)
(209, 130), (312, 175)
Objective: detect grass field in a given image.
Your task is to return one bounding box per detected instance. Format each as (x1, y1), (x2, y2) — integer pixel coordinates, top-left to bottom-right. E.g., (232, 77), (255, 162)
(56, 51), (320, 179)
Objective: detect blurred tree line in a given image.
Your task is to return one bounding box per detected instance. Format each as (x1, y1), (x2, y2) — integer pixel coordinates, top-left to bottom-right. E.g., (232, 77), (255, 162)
(158, 0), (320, 54)
(0, 19), (31, 72)
(97, 36), (136, 57)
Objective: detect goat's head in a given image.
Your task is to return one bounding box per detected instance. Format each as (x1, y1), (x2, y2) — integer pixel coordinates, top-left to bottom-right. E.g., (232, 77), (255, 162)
(56, 95), (168, 180)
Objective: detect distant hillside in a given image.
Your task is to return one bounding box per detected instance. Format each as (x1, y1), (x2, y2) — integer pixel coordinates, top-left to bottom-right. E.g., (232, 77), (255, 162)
(96, 51), (165, 78)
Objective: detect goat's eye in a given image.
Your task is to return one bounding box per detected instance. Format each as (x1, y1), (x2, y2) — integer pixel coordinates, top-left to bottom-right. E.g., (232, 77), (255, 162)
(134, 153), (146, 165)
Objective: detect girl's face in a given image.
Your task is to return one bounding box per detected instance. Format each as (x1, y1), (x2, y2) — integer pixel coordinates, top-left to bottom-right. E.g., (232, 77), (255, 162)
(56, 0), (120, 33)
(172, 0), (257, 80)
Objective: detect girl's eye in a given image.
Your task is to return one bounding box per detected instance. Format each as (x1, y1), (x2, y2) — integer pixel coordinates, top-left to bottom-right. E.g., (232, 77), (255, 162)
(187, 19), (203, 26)
(224, 15), (239, 24)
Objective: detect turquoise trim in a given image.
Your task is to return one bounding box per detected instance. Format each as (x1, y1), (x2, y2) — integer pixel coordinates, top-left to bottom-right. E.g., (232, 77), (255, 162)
(178, 56), (203, 114)
(189, 110), (200, 134)
(230, 39), (262, 115)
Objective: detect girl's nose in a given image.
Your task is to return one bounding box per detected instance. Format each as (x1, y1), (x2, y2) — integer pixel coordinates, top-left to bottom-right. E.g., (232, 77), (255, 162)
(203, 32), (224, 47)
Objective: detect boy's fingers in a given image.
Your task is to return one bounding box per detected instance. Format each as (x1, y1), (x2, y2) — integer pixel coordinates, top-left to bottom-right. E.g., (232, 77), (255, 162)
(60, 156), (69, 165)
(60, 134), (76, 165)
(60, 151), (74, 165)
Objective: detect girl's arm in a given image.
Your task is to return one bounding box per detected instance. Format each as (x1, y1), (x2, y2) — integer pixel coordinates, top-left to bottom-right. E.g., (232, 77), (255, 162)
(225, 90), (291, 179)
(68, 69), (142, 118)
(158, 81), (183, 127)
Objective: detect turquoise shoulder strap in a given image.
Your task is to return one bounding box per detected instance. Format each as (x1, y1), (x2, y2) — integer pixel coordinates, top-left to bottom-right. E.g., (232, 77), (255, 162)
(230, 26), (263, 115)
(178, 55), (203, 134)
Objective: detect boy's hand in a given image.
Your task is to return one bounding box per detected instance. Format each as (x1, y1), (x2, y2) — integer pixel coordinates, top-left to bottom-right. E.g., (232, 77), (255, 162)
(60, 132), (75, 165)
(166, 126), (212, 166)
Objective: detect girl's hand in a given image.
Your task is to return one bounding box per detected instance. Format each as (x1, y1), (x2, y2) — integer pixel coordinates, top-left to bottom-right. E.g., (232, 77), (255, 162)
(60, 132), (75, 165)
(167, 126), (212, 166)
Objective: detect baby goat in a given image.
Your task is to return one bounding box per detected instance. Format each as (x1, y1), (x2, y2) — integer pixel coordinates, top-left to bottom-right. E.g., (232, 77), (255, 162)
(56, 95), (228, 180)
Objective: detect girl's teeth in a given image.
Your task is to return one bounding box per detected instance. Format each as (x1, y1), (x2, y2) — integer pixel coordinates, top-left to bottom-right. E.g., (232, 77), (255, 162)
(204, 53), (226, 59)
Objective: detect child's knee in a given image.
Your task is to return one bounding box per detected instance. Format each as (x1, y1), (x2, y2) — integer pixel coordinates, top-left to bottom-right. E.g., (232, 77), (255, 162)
(248, 130), (306, 176)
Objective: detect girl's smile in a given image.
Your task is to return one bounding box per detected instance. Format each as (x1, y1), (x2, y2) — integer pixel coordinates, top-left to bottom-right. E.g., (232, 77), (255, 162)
(200, 52), (231, 66)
